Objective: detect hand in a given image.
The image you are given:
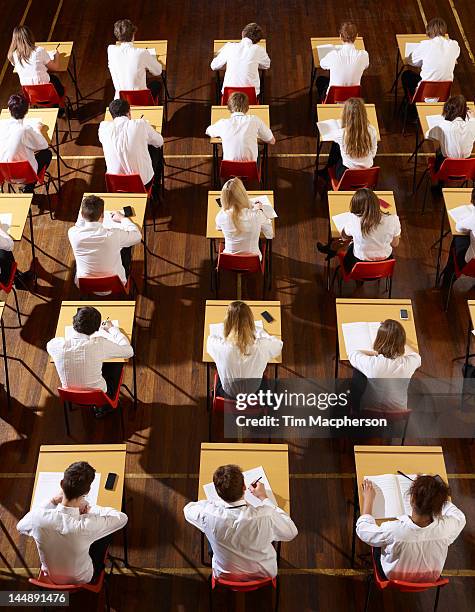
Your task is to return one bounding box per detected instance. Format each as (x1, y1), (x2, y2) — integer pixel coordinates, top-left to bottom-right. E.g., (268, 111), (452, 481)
(79, 500), (90, 515)
(51, 493), (63, 505)
(361, 479), (376, 515)
(101, 320), (113, 331)
(249, 481), (267, 501)
(252, 200), (263, 210)
(111, 211), (125, 223)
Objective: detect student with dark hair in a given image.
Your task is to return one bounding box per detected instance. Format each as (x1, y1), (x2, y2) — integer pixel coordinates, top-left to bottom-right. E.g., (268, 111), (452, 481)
(441, 188), (475, 287)
(17, 461), (127, 584)
(357, 476), (465, 582)
(184, 464), (297, 580)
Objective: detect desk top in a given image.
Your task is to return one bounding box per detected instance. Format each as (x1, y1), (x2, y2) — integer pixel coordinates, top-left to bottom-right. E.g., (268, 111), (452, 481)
(442, 188), (473, 236)
(36, 41), (73, 72)
(0, 194), (33, 240)
(82, 193), (147, 230)
(328, 191), (396, 237)
(32, 444), (127, 511)
(206, 190), (274, 238)
(214, 39), (266, 56)
(198, 442), (290, 513)
(209, 105), (270, 144)
(335, 298), (418, 360)
(117, 40), (167, 68)
(395, 34), (427, 64)
(0, 301), (4, 320)
(417, 102), (475, 135)
(316, 104), (380, 140)
(467, 300), (475, 327)
(0, 108), (58, 144)
(104, 106), (163, 133)
(203, 300), (282, 363)
(311, 37), (365, 68)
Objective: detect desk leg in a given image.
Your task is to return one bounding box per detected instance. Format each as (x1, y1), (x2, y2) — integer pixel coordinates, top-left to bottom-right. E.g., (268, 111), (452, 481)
(55, 123), (61, 192)
(435, 207), (447, 287)
(412, 128), (419, 194)
(68, 50), (82, 110)
(213, 144), (218, 188)
(28, 207), (37, 286)
(267, 238), (272, 290)
(309, 55), (316, 96)
(326, 222), (332, 292)
(215, 72), (221, 104)
(259, 70), (265, 103)
(1, 319), (11, 411)
(121, 496), (129, 567)
(274, 364), (278, 380)
(209, 238), (215, 291)
(351, 479), (359, 567)
(391, 49), (400, 113)
(143, 219), (148, 291)
(465, 319), (472, 371)
(263, 143), (268, 188)
(206, 363), (211, 415)
(335, 331), (340, 379)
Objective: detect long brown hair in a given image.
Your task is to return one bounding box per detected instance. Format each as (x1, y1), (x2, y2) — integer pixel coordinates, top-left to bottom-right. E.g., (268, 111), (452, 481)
(373, 319), (406, 359)
(221, 177), (250, 232)
(443, 95), (468, 121)
(342, 98), (372, 158)
(350, 188), (382, 236)
(224, 301), (256, 355)
(8, 26), (36, 66)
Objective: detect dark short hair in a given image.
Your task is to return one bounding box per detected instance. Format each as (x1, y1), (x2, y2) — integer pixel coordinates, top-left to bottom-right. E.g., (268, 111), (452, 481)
(61, 462), (95, 499)
(114, 19), (137, 42)
(213, 464), (244, 503)
(109, 98), (130, 119)
(426, 17), (447, 38)
(72, 306), (102, 336)
(242, 23), (263, 45)
(81, 195), (104, 222)
(410, 475), (450, 517)
(443, 95), (468, 122)
(339, 22), (358, 43)
(8, 93), (29, 119)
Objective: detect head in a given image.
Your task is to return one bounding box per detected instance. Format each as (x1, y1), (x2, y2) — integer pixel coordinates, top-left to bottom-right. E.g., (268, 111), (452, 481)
(81, 194), (104, 222)
(443, 95), (468, 121)
(61, 462), (96, 501)
(213, 464), (245, 503)
(373, 319), (406, 359)
(114, 19), (137, 42)
(8, 25), (35, 65)
(426, 17), (447, 38)
(109, 98), (130, 119)
(221, 177), (250, 231)
(8, 93), (29, 120)
(342, 98), (371, 158)
(224, 300), (256, 355)
(350, 188), (382, 236)
(242, 23), (264, 44)
(410, 475), (450, 518)
(72, 306), (102, 336)
(339, 22), (358, 43)
(227, 91), (249, 114)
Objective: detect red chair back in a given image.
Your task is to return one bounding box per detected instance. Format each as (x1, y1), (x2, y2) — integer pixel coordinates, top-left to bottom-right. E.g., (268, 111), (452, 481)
(22, 84), (64, 107)
(0, 261), (17, 293)
(217, 249), (264, 275)
(411, 81), (452, 104)
(119, 89), (157, 106)
(431, 158), (475, 184)
(212, 574), (277, 592)
(337, 251), (396, 282)
(58, 386), (116, 409)
(454, 252), (475, 280)
(29, 565), (106, 594)
(220, 160), (260, 183)
(324, 85), (361, 104)
(78, 275), (129, 297)
(105, 172), (148, 194)
(221, 87), (258, 105)
(0, 160), (42, 185)
(329, 166), (380, 191)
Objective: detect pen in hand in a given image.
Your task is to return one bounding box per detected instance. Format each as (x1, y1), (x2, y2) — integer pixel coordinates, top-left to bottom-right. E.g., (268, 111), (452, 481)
(397, 470), (414, 481)
(251, 476), (262, 487)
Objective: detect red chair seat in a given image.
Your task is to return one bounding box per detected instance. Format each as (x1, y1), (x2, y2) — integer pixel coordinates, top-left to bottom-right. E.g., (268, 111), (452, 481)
(212, 574), (277, 592)
(336, 251), (396, 283)
(105, 172), (151, 195)
(328, 166), (379, 191)
(324, 85), (361, 104)
(0, 160), (46, 187)
(428, 157), (475, 184)
(221, 86), (258, 105)
(217, 241), (266, 275)
(22, 83), (67, 109)
(78, 275), (132, 298)
(119, 90), (158, 106)
(410, 81), (452, 104)
(220, 160), (261, 183)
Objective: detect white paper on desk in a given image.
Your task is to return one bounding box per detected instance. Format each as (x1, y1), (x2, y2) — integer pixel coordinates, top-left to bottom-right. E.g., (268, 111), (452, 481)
(342, 321), (381, 355)
(404, 42), (419, 59)
(23, 117), (43, 131)
(448, 204), (473, 224)
(203, 466), (277, 508)
(317, 44), (339, 62)
(209, 320), (263, 337)
(250, 196), (277, 219)
(317, 118), (341, 141)
(0, 213), (13, 228)
(366, 473), (415, 519)
(146, 48), (156, 56)
(65, 321), (119, 339)
(32, 472), (101, 509)
(102, 211), (123, 229)
(426, 114), (444, 132)
(332, 211), (352, 234)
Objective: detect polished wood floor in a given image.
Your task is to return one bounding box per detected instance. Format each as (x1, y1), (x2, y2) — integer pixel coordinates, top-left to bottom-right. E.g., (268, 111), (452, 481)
(1, 0), (475, 610)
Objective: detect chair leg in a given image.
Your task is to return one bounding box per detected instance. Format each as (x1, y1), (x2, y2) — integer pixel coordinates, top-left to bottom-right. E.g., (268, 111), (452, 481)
(119, 403), (125, 441)
(12, 286), (21, 326)
(402, 100), (409, 135)
(444, 274), (455, 311)
(401, 414), (409, 446)
(274, 577), (280, 612)
(388, 277), (393, 298)
(104, 573), (111, 612)
(433, 585), (441, 611)
(237, 273), (242, 300)
(364, 575), (373, 612)
(208, 574), (213, 612)
(63, 401), (71, 437)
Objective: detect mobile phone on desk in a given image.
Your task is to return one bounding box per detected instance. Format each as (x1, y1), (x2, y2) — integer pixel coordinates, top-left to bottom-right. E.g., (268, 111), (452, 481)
(105, 473), (117, 490)
(261, 310), (274, 323)
(400, 309), (409, 320)
(216, 198), (222, 207)
(123, 205), (134, 217)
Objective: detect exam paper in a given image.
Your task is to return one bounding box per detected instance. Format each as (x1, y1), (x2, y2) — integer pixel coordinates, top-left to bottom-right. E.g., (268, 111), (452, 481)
(0, 213), (13, 228)
(317, 44), (340, 62)
(32, 472), (101, 509)
(332, 211), (352, 234)
(447, 204), (473, 224)
(209, 320), (263, 337)
(204, 466), (277, 508)
(317, 118), (341, 141)
(342, 321), (381, 355)
(65, 320), (119, 339)
(250, 196), (277, 219)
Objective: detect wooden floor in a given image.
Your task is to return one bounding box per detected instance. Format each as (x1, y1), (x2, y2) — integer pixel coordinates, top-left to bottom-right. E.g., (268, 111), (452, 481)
(1, 0), (475, 610)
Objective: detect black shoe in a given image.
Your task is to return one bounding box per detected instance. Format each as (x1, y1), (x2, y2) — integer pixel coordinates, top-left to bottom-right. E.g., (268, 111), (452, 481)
(58, 107), (66, 118)
(317, 242), (337, 257)
(93, 405), (115, 419)
(14, 270), (34, 289)
(20, 185), (35, 194)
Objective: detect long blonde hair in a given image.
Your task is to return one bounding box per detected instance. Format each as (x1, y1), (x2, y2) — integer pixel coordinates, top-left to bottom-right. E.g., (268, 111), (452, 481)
(224, 301), (256, 355)
(221, 177), (250, 233)
(350, 188), (383, 237)
(8, 26), (36, 66)
(373, 319), (406, 359)
(342, 98), (372, 158)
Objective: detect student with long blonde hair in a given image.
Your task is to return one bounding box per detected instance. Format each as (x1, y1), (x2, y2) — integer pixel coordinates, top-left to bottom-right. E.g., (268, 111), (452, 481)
(207, 300), (282, 398)
(217, 177), (274, 260)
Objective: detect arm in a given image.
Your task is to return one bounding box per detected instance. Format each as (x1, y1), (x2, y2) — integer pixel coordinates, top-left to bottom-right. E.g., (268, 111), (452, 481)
(205, 120), (223, 139)
(319, 50), (335, 71)
(256, 119), (275, 145)
(362, 50), (370, 70)
(83, 506), (128, 539)
(210, 45), (229, 71)
(46, 337), (63, 359)
(348, 350), (375, 374)
(23, 126), (49, 152)
(356, 480), (392, 547)
(409, 42), (424, 67)
(183, 500), (208, 532)
(17, 500), (56, 535)
(259, 214), (274, 239)
(111, 212), (142, 247)
(262, 499), (298, 541)
(99, 330), (134, 360)
(260, 335), (283, 360)
(143, 51), (163, 77)
(440, 502), (466, 543)
(390, 214), (401, 248)
(43, 47), (61, 72)
(257, 48), (271, 70)
(143, 120), (164, 149)
(369, 127), (378, 159)
(0, 226), (14, 251)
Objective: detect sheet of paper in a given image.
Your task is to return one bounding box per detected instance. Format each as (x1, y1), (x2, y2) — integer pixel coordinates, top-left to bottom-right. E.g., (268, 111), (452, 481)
(317, 118), (341, 141)
(342, 321), (381, 355)
(209, 320), (263, 337)
(397, 474), (417, 515)
(317, 44), (339, 62)
(426, 114), (444, 132)
(203, 465), (277, 508)
(332, 211), (352, 234)
(249, 196), (277, 219)
(146, 48), (156, 56)
(447, 204), (473, 224)
(0, 213), (13, 228)
(32, 472), (101, 509)
(404, 42), (419, 59)
(65, 321), (119, 339)
(102, 210), (125, 229)
(366, 474), (403, 519)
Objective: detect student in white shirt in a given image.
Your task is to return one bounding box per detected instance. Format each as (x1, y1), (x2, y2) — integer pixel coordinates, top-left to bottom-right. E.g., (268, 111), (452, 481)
(206, 91), (275, 162)
(0, 94), (52, 193)
(402, 17), (460, 99)
(211, 22), (270, 98)
(0, 224), (33, 289)
(98, 98), (164, 196)
(206, 300), (282, 398)
(316, 22), (369, 102)
(357, 475), (465, 582)
(184, 464), (297, 581)
(18, 461), (128, 584)
(217, 177), (274, 260)
(107, 19), (163, 101)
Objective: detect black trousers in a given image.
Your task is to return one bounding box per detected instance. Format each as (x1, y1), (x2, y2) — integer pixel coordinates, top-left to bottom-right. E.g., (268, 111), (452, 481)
(401, 70), (421, 99)
(441, 235), (470, 285)
(89, 534), (113, 582)
(0, 249), (14, 285)
(343, 244), (393, 274)
(24, 148), (53, 192)
(372, 547), (388, 580)
(434, 149), (446, 173)
(101, 363), (124, 399)
(120, 246), (133, 279)
(49, 73), (65, 98)
(215, 375), (272, 401)
(144, 146), (163, 192)
(315, 75), (330, 101)
(350, 367), (368, 414)
(327, 141), (348, 181)
(147, 80), (162, 102)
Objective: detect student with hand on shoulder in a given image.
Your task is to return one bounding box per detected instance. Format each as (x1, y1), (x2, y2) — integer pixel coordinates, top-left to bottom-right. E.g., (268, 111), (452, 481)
(184, 464), (297, 581)
(17, 461), (128, 584)
(211, 23), (270, 98)
(357, 476), (465, 582)
(441, 187), (475, 287)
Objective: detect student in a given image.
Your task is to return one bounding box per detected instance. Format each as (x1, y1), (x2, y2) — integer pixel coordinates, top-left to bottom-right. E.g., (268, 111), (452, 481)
(425, 95), (475, 172)
(0, 93), (52, 193)
(316, 21), (369, 101)
(357, 476), (465, 582)
(217, 177), (274, 259)
(0, 224), (33, 288)
(107, 19), (163, 100)
(184, 464), (297, 581)
(17, 461), (128, 584)
(348, 319), (421, 413)
(206, 92), (275, 162)
(206, 300), (282, 398)
(99, 98), (164, 197)
(211, 22), (270, 97)
(402, 17), (460, 98)
(68, 195), (141, 290)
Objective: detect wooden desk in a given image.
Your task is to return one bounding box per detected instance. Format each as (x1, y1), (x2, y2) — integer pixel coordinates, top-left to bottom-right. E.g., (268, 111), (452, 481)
(465, 301), (475, 370)
(36, 42), (73, 72)
(0, 301), (10, 410)
(213, 39), (266, 55)
(316, 104), (380, 140)
(442, 188), (472, 236)
(198, 442), (290, 513)
(0, 107), (58, 145)
(395, 34), (427, 65)
(310, 37), (365, 69)
(0, 194), (33, 241)
(328, 191), (396, 238)
(206, 190), (274, 238)
(104, 106), (163, 134)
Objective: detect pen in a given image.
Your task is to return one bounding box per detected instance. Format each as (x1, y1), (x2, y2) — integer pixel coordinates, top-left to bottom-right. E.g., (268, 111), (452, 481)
(251, 476), (262, 487)
(55, 43), (60, 50)
(397, 470), (414, 481)
(140, 114), (144, 119)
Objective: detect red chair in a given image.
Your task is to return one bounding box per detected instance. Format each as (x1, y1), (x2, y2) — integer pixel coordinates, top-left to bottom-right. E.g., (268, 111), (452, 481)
(22, 83), (72, 136)
(0, 160), (55, 219)
(219, 160), (262, 186)
(420, 158), (475, 213)
(402, 80), (452, 134)
(105, 172), (160, 231)
(443, 247), (475, 311)
(328, 166), (380, 191)
(360, 407), (412, 445)
(210, 574), (278, 612)
(215, 242), (267, 299)
(119, 89), (158, 106)
(221, 86), (258, 105)
(333, 252), (396, 297)
(324, 85), (361, 104)
(78, 275), (134, 298)
(0, 262), (22, 326)
(364, 547), (448, 612)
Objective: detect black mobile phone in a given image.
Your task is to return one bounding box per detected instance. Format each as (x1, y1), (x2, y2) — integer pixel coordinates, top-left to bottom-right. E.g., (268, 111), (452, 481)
(216, 198), (222, 207)
(123, 205), (134, 217)
(400, 309), (409, 320)
(261, 310), (274, 323)
(105, 472), (117, 490)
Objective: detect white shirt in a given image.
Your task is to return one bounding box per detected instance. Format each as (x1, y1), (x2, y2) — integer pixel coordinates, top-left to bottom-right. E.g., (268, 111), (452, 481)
(68, 217), (141, 286)
(0, 117), (49, 173)
(356, 502), (465, 582)
(207, 330), (282, 397)
(0, 226), (14, 253)
(17, 500), (128, 584)
(410, 36), (460, 82)
(344, 212), (401, 260)
(206, 112), (274, 162)
(47, 327), (134, 393)
(107, 42), (162, 99)
(210, 37), (270, 95)
(426, 117), (475, 158)
(12, 47), (51, 85)
(99, 116), (164, 186)
(454, 205), (475, 263)
(332, 125), (378, 170)
(216, 206), (274, 260)
(320, 42), (369, 88)
(184, 497), (297, 580)
(349, 348), (421, 410)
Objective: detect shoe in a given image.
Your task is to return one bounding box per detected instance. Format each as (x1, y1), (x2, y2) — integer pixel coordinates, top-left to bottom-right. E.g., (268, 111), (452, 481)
(14, 270), (34, 289)
(20, 185), (35, 194)
(316, 242), (337, 257)
(58, 107), (66, 118)
(93, 405), (115, 419)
